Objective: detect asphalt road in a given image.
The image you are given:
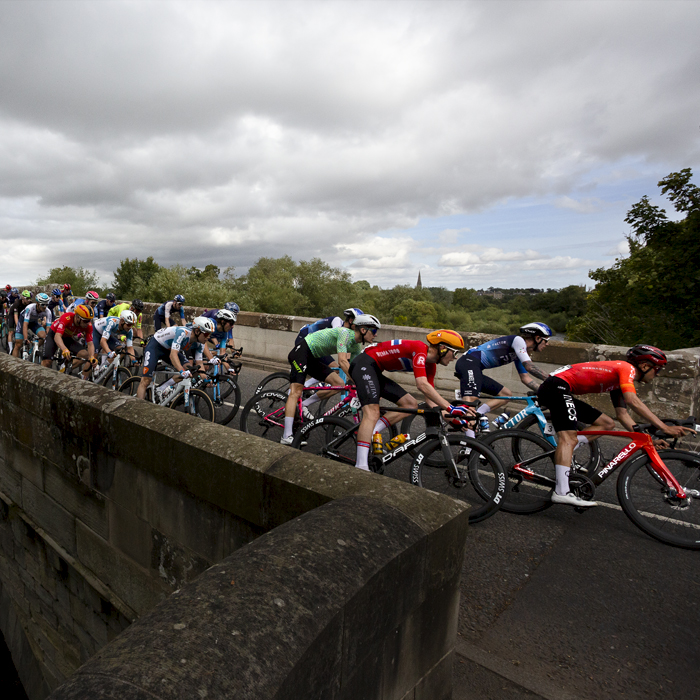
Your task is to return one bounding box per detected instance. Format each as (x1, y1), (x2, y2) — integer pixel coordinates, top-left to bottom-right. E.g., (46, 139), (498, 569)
(235, 363), (700, 700)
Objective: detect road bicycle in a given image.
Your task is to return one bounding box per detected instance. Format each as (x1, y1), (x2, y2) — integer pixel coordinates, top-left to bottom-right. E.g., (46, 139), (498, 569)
(190, 358), (242, 425)
(89, 347), (133, 389)
(0, 313), (9, 353)
(20, 333), (44, 365)
(477, 424), (700, 549)
(118, 372), (215, 422)
(290, 406), (507, 524)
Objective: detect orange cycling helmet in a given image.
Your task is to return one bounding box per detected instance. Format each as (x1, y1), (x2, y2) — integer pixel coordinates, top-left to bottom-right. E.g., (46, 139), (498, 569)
(74, 304), (94, 321)
(426, 329), (465, 351)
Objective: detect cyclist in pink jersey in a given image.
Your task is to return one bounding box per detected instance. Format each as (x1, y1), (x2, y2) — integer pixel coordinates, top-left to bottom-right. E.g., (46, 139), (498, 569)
(349, 330), (473, 471)
(536, 345), (692, 507)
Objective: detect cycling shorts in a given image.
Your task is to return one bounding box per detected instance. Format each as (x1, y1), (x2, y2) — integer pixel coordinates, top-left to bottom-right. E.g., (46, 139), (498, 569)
(287, 339), (334, 385)
(454, 352), (504, 398)
(42, 330), (86, 362)
(349, 356), (408, 406)
(536, 376), (602, 432)
(142, 337), (173, 376)
(15, 321), (46, 340)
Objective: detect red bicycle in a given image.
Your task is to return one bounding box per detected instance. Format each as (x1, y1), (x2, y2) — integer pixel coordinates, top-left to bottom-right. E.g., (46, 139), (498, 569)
(479, 426), (700, 549)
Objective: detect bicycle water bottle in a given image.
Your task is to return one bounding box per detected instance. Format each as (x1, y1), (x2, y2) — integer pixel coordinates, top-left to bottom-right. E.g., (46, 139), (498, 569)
(492, 412), (510, 429)
(385, 433), (409, 452)
(479, 416), (490, 433)
(372, 432), (384, 455)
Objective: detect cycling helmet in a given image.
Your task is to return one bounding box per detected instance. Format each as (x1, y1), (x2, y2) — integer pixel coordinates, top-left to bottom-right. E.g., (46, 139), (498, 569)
(5, 284), (11, 290)
(224, 301), (240, 314)
(216, 309), (237, 323)
(36, 293), (50, 304)
(626, 345), (667, 369)
(192, 316), (215, 334)
(63, 283), (71, 290)
(131, 299), (144, 311)
(174, 294), (185, 303)
(105, 292), (116, 302)
(21, 290), (32, 299)
(85, 291), (99, 301)
(120, 310), (137, 325)
(52, 288), (62, 296)
(426, 329), (465, 351)
(519, 322), (553, 338)
(353, 314), (381, 329)
(344, 307), (364, 319)
(0, 290), (6, 298)
(74, 304), (94, 320)
(11, 287), (19, 295)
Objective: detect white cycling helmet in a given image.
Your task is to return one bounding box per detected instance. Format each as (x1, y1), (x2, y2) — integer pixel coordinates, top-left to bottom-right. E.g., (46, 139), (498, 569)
(344, 307), (364, 319)
(192, 316), (215, 334)
(216, 309), (237, 323)
(353, 313), (381, 329)
(120, 310), (137, 325)
(519, 322), (553, 338)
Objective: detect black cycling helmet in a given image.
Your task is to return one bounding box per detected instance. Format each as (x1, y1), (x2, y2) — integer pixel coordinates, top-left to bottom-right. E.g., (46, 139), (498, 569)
(626, 344), (667, 369)
(106, 292), (116, 302)
(132, 299), (144, 311)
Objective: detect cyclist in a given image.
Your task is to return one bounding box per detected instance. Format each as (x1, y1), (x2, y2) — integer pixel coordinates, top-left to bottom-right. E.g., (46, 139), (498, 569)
(14, 293), (52, 358)
(7, 290), (33, 355)
(536, 344), (693, 507)
(201, 308), (237, 357)
(280, 313), (380, 445)
(93, 310), (137, 367)
(41, 304), (97, 380)
(109, 299), (144, 339)
(349, 329), (472, 470)
(154, 294), (185, 330)
(61, 284), (72, 306)
(67, 290), (99, 313)
(95, 293), (117, 319)
(224, 301), (240, 314)
(48, 288), (66, 316)
(137, 316), (218, 400)
(454, 322), (552, 430)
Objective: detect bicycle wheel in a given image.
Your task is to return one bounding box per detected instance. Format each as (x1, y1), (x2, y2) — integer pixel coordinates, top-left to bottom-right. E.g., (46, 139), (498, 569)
(170, 388), (215, 422)
(617, 450), (700, 549)
(254, 371), (290, 395)
(674, 430), (700, 456)
(206, 376), (241, 425)
(117, 375), (153, 401)
(410, 434), (506, 524)
(480, 429), (557, 514)
(292, 416), (358, 466)
(239, 390), (290, 442)
(100, 366), (131, 390)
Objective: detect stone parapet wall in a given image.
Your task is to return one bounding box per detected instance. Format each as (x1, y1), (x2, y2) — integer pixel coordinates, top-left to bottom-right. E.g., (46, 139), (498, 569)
(0, 353), (468, 700)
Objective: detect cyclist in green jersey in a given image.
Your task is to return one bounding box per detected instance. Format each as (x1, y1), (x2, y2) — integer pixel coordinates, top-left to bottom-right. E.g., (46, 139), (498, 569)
(281, 314), (381, 445)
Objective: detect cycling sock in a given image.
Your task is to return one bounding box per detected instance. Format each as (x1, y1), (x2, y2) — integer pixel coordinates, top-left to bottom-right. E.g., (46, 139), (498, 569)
(373, 416), (391, 434)
(555, 464), (570, 495)
(476, 404), (490, 415)
(356, 441), (371, 469)
(160, 378), (175, 391)
(302, 394), (321, 408)
(573, 435), (589, 452)
(283, 416), (294, 439)
(304, 378), (320, 388)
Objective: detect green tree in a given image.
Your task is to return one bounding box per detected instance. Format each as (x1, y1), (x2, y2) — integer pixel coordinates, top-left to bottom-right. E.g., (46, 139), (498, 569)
(36, 266), (101, 295)
(113, 257), (161, 299)
(568, 169), (700, 349)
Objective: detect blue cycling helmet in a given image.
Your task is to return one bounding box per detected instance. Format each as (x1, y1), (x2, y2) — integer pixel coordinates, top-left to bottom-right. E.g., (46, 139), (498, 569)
(174, 294), (185, 303)
(106, 292), (116, 302)
(519, 322), (553, 338)
(344, 307), (364, 319)
(224, 301), (240, 313)
(36, 292), (50, 304)
(11, 287), (19, 295)
(52, 288), (62, 296)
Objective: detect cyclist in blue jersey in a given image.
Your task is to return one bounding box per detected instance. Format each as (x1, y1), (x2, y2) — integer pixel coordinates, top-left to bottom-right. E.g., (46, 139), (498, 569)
(93, 310), (137, 366)
(201, 308), (237, 356)
(137, 316), (218, 400)
(67, 290), (99, 313)
(454, 322), (552, 430)
(154, 295), (186, 330)
(48, 289), (65, 316)
(95, 293), (117, 319)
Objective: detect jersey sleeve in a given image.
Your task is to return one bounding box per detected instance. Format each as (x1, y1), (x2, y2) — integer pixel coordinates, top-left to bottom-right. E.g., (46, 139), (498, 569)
(512, 336), (532, 372)
(618, 362), (637, 395)
(610, 388), (627, 409)
(336, 328), (353, 354)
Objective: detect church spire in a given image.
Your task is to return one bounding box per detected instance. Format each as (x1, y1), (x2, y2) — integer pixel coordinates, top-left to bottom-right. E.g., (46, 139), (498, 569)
(416, 270), (422, 289)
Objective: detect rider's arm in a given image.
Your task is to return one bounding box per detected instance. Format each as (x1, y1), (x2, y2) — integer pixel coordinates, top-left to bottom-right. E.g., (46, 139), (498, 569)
(415, 376), (452, 411)
(614, 406), (638, 431)
(169, 348), (185, 373)
(100, 336), (111, 354)
(622, 391), (686, 437)
(521, 361), (548, 383)
(518, 370), (542, 392)
(54, 331), (69, 354)
(22, 318), (29, 341)
(337, 351), (351, 376)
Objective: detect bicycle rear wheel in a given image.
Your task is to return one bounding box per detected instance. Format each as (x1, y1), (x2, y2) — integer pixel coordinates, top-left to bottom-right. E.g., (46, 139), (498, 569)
(617, 450), (700, 549)
(254, 371), (290, 395)
(410, 434), (506, 523)
(170, 388), (215, 422)
(239, 390), (290, 442)
(480, 429), (557, 513)
(292, 417), (358, 466)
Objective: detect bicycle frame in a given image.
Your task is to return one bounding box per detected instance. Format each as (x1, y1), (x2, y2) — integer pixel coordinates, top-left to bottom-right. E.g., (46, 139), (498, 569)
(482, 394), (557, 445)
(513, 429), (689, 500)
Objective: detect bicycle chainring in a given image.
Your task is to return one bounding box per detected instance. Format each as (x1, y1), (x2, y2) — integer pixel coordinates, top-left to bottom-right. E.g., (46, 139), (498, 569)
(569, 473), (596, 501)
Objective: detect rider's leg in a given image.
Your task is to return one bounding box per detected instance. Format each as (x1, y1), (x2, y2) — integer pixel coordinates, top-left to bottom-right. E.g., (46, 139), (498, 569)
(356, 403), (380, 470)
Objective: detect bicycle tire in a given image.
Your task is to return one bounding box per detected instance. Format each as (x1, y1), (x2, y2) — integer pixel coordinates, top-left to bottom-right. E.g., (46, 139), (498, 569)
(102, 366), (131, 391)
(239, 390), (290, 441)
(410, 434), (507, 523)
(292, 416), (358, 466)
(617, 450), (700, 549)
(118, 375), (149, 399)
(206, 376), (241, 425)
(170, 388), (215, 422)
(254, 371), (290, 395)
(480, 429), (558, 513)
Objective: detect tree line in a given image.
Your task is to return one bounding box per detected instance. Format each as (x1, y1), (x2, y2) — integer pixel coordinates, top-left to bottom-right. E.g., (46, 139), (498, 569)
(37, 169), (700, 350)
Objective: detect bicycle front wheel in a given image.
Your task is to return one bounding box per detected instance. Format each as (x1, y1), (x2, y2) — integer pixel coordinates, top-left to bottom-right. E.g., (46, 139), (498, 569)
(206, 376), (241, 425)
(254, 371), (290, 395)
(617, 450), (700, 550)
(239, 390), (289, 441)
(411, 434), (506, 524)
(481, 429), (557, 514)
(170, 389), (215, 422)
(102, 367), (131, 390)
(292, 416), (358, 466)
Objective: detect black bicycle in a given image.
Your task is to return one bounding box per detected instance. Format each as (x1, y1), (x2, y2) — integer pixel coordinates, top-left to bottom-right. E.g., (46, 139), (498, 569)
(291, 407), (507, 524)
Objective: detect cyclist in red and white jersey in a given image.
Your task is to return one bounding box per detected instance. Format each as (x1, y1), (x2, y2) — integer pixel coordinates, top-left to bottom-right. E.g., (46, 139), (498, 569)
(536, 345), (692, 507)
(41, 304), (97, 379)
(349, 330), (473, 471)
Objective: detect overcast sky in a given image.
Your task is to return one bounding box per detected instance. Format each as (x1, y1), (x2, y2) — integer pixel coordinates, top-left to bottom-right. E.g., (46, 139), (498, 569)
(1, 0), (698, 290)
